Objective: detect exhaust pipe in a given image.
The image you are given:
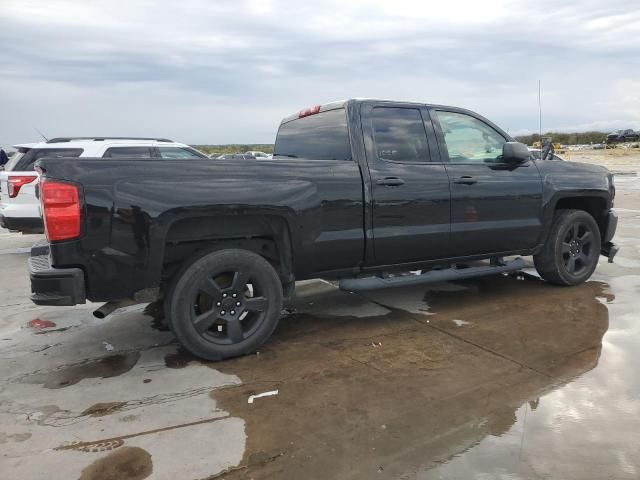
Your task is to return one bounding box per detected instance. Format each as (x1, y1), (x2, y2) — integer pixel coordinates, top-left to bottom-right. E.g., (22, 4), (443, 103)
(93, 299), (138, 319)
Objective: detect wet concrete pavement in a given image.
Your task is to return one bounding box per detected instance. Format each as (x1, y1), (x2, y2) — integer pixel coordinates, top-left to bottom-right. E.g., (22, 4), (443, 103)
(1, 180), (640, 479)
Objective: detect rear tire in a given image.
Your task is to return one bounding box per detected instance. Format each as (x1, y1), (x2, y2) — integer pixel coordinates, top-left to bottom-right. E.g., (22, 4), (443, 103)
(167, 249), (283, 360)
(534, 209), (601, 286)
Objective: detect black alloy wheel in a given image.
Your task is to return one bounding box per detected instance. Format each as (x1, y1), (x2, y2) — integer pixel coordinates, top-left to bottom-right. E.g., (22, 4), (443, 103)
(561, 221), (596, 276)
(191, 270), (268, 345)
(167, 249), (283, 360)
(534, 209), (602, 286)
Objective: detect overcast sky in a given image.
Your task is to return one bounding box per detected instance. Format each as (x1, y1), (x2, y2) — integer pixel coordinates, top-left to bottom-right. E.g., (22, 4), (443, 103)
(1, 0), (639, 146)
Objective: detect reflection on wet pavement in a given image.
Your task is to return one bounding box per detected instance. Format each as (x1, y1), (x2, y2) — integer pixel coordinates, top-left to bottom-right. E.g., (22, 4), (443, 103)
(208, 274), (627, 479)
(78, 446), (152, 480)
(22, 353), (141, 389)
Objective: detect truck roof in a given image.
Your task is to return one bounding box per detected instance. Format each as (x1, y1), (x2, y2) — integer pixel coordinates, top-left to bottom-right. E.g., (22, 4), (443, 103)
(280, 98), (469, 125)
(280, 100), (350, 124)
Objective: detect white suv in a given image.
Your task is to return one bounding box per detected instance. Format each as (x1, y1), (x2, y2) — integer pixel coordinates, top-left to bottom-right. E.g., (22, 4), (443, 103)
(0, 137), (207, 233)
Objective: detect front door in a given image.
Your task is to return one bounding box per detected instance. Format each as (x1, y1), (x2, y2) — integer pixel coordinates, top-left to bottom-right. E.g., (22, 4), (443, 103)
(432, 109), (543, 256)
(362, 103), (451, 266)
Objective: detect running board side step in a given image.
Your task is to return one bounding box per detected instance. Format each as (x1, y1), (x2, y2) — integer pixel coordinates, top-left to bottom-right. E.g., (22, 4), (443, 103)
(339, 257), (526, 292)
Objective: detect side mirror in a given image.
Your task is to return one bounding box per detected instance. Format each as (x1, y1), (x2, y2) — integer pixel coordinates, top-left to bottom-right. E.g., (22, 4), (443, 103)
(502, 142), (531, 164)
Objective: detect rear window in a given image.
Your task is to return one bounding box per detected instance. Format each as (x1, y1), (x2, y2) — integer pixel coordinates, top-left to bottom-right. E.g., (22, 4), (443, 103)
(157, 147), (207, 159)
(8, 148), (84, 171)
(370, 107), (431, 163)
(103, 147), (154, 158)
(274, 108), (351, 160)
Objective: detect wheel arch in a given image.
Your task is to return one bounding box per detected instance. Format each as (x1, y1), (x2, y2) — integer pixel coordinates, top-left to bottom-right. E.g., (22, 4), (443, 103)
(541, 192), (610, 244)
(158, 213), (295, 291)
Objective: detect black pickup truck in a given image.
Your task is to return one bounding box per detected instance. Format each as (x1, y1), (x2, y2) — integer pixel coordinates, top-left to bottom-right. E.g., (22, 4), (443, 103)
(30, 99), (618, 360)
(606, 129), (640, 144)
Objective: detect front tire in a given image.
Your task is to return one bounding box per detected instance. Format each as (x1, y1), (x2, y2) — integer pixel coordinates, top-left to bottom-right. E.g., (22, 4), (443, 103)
(534, 209), (601, 286)
(167, 249), (283, 360)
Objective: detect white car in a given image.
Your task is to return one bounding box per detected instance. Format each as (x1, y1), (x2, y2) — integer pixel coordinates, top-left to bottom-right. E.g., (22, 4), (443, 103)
(0, 137), (208, 233)
(245, 151), (272, 159)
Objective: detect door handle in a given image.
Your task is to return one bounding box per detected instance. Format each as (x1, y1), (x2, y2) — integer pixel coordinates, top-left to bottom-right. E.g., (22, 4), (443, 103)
(454, 176), (477, 185)
(376, 177), (405, 186)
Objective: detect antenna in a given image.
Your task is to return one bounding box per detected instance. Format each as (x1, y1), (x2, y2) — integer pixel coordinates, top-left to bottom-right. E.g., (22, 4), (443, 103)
(34, 127), (48, 142)
(538, 79), (542, 143)
(538, 80), (554, 160)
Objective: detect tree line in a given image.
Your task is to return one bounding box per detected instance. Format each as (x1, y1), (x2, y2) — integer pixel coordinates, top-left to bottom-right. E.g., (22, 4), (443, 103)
(194, 144), (274, 155)
(514, 132), (610, 145)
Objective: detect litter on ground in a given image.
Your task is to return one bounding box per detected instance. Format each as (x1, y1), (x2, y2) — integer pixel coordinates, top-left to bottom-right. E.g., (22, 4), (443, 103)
(248, 390), (279, 404)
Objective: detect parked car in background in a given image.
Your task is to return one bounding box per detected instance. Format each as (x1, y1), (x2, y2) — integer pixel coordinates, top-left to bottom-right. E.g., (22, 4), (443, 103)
(246, 151), (272, 159)
(216, 153), (256, 160)
(605, 129), (640, 144)
(0, 137), (207, 233)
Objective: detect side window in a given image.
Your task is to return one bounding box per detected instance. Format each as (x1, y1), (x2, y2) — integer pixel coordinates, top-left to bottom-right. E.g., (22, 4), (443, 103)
(435, 111), (506, 164)
(157, 147), (206, 159)
(274, 108), (351, 160)
(103, 147), (153, 158)
(14, 148), (83, 171)
(370, 107), (430, 163)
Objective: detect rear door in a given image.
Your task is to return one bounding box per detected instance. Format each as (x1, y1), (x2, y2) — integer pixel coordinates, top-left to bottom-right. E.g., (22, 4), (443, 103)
(432, 109), (543, 255)
(155, 146), (208, 159)
(361, 102), (451, 266)
(272, 107), (365, 274)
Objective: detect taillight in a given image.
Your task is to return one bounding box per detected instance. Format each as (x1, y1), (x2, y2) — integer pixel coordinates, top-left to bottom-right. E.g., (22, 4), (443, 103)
(40, 180), (81, 241)
(8, 175), (37, 198)
(299, 105), (321, 118)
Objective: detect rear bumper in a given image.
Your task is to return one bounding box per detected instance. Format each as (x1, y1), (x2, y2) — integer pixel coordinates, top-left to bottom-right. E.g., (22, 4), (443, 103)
(29, 246), (86, 306)
(0, 214), (43, 232)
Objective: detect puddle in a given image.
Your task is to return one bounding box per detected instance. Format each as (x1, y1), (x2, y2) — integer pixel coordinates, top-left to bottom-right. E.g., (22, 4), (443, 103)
(164, 347), (198, 369)
(208, 274), (618, 478)
(423, 283), (640, 479)
(143, 301), (170, 332)
(22, 353), (140, 389)
(78, 446), (152, 480)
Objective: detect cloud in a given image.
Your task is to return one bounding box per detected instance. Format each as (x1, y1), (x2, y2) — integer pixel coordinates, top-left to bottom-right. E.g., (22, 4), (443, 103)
(1, 0), (639, 146)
